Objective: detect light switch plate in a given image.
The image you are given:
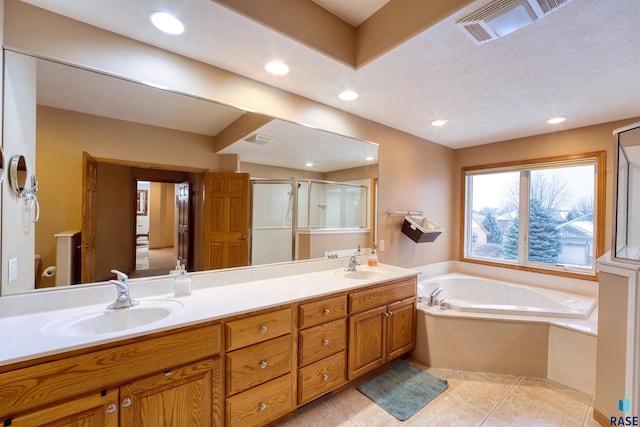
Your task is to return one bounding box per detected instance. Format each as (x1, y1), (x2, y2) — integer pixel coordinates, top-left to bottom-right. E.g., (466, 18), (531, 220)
(8, 258), (18, 283)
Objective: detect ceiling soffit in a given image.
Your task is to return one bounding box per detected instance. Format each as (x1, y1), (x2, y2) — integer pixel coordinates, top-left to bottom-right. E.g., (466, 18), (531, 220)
(211, 0), (475, 69)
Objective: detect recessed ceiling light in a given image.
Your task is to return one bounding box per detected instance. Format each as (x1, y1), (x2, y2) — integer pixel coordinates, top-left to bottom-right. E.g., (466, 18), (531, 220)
(305, 162), (314, 167)
(339, 90), (359, 101)
(547, 117), (566, 124)
(149, 11), (184, 35)
(431, 119), (448, 127)
(365, 156), (375, 161)
(265, 61), (290, 76)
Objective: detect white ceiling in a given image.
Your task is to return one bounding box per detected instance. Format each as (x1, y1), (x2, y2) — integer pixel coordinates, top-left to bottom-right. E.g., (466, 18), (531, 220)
(21, 0), (640, 149)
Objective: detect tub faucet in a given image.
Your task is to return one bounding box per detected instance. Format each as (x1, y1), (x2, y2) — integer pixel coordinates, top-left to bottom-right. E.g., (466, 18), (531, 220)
(344, 256), (360, 272)
(427, 288), (444, 306)
(107, 269), (139, 309)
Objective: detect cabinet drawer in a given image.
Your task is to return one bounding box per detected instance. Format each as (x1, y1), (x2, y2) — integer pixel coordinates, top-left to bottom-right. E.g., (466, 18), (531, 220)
(226, 308), (292, 351)
(298, 295), (346, 329)
(298, 352), (346, 405)
(226, 374), (294, 427)
(349, 277), (416, 314)
(298, 318), (346, 367)
(226, 335), (292, 396)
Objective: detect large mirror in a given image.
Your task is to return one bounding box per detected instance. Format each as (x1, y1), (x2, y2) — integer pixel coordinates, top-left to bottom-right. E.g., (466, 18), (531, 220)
(4, 50), (378, 293)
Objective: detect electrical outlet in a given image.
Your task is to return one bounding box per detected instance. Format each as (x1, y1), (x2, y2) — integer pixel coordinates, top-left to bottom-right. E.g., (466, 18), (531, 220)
(8, 258), (18, 283)
(379, 240), (385, 252)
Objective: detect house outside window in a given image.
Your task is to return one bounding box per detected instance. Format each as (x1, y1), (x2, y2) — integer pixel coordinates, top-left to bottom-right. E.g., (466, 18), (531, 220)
(462, 152), (605, 278)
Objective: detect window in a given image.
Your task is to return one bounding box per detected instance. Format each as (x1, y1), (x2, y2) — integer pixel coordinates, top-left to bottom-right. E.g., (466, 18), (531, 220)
(462, 152), (605, 277)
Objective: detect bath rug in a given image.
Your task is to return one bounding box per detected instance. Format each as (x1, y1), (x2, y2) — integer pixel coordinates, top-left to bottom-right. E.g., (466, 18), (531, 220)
(356, 360), (448, 420)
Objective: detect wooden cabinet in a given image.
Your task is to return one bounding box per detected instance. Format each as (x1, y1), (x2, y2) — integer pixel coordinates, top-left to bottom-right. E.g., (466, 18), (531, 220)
(297, 295), (347, 405)
(2, 388), (120, 427)
(120, 359), (219, 427)
(0, 273), (418, 426)
(0, 324), (222, 427)
(225, 307), (295, 426)
(348, 277), (417, 380)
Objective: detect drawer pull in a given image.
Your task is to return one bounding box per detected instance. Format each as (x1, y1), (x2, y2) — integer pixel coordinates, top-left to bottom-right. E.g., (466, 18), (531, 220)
(259, 360), (268, 369)
(322, 374), (329, 381)
(259, 325), (268, 333)
(106, 403), (117, 414)
(323, 308), (331, 315)
(322, 338), (330, 346)
(121, 397), (132, 408)
(259, 402), (267, 411)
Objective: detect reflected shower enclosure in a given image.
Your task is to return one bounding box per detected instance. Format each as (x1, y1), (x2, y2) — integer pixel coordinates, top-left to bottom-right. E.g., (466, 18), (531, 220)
(251, 180), (369, 265)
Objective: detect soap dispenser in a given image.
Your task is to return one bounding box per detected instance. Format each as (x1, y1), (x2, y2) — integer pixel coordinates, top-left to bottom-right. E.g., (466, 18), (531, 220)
(170, 260), (181, 276)
(174, 265), (192, 297)
(368, 244), (378, 267)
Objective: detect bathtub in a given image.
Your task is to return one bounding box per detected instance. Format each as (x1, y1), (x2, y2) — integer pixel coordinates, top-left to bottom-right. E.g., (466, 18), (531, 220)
(419, 273), (596, 319)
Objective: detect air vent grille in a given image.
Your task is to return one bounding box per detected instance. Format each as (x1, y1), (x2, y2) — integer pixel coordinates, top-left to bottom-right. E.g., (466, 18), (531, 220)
(533, 0), (569, 14)
(457, 0), (574, 44)
(459, 0), (522, 23)
(462, 23), (493, 43)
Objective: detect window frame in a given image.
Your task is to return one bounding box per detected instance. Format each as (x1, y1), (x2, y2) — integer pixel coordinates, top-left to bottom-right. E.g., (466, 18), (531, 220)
(460, 151), (606, 280)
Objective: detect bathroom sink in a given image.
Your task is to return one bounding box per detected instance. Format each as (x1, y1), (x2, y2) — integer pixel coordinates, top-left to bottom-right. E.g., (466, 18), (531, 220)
(41, 299), (183, 337)
(336, 268), (386, 280)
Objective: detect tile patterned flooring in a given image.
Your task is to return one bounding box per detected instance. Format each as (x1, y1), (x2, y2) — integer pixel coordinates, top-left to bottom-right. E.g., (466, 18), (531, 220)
(277, 359), (601, 427)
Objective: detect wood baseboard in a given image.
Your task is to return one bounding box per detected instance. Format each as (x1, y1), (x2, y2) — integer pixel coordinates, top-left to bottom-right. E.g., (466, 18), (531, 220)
(593, 408), (609, 427)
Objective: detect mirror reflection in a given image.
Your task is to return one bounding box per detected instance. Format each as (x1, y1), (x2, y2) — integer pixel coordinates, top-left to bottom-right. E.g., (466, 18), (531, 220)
(9, 51), (378, 291)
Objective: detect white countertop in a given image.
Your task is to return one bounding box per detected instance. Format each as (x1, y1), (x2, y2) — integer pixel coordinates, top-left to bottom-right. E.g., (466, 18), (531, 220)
(0, 260), (418, 367)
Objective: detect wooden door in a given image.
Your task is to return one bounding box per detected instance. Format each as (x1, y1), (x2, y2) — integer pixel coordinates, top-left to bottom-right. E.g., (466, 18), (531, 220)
(348, 305), (387, 381)
(81, 152), (97, 283)
(386, 298), (417, 360)
(119, 359), (216, 427)
(177, 182), (191, 269)
(203, 172), (250, 270)
(4, 388), (119, 427)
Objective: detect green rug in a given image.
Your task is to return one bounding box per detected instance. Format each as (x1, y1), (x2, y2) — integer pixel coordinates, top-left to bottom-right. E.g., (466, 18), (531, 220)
(356, 361), (448, 420)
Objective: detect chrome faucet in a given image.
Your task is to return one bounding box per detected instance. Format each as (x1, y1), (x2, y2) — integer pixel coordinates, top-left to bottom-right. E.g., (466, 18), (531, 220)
(344, 256), (360, 272)
(107, 269), (139, 309)
(427, 288), (444, 306)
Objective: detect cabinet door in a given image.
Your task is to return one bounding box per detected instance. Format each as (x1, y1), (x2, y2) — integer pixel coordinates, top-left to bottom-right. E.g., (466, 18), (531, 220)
(3, 388), (118, 427)
(120, 358), (219, 427)
(348, 305), (387, 380)
(387, 298), (417, 360)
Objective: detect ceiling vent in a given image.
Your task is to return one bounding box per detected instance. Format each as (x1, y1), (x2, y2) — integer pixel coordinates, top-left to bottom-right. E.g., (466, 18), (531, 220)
(244, 133), (273, 145)
(457, 0), (573, 45)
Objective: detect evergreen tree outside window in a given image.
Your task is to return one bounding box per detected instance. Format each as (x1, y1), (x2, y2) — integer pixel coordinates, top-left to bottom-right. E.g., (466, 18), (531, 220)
(462, 152), (605, 278)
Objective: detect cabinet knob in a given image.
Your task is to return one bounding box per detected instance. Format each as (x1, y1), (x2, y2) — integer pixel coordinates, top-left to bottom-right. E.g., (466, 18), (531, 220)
(322, 374), (329, 381)
(384, 311), (391, 317)
(322, 338), (330, 346)
(106, 403), (117, 414)
(259, 325), (268, 333)
(259, 402), (267, 411)
(121, 397), (132, 408)
(323, 308), (331, 315)
(259, 360), (268, 369)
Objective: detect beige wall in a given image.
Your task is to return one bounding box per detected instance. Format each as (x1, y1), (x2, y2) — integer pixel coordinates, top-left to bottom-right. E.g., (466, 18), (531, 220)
(2, 50), (36, 293)
(34, 106), (221, 283)
(454, 118), (640, 262)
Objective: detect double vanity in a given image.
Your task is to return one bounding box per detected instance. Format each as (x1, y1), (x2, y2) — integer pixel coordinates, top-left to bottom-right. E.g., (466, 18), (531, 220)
(0, 258), (417, 426)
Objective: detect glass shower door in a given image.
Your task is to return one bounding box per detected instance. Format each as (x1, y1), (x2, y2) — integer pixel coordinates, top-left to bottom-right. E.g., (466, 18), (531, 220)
(250, 181), (296, 265)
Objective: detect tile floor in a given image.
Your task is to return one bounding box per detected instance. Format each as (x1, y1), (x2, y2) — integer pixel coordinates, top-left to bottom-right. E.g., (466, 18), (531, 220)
(277, 359), (601, 427)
